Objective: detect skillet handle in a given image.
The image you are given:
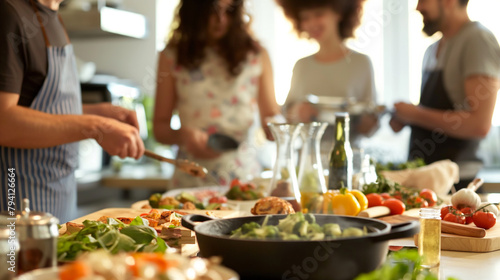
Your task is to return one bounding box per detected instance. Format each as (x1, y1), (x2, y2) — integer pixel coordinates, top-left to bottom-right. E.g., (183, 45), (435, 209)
(370, 221), (420, 242)
(181, 214), (217, 231)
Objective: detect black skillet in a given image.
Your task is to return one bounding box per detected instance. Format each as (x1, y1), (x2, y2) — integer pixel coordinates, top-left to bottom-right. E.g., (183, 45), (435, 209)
(182, 214), (419, 280)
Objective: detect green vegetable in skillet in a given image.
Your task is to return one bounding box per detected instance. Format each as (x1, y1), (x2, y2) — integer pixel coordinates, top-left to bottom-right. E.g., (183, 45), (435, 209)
(230, 212), (367, 240)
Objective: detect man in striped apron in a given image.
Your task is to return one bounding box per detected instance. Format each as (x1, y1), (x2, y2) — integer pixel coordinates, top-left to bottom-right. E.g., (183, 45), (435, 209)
(0, 0), (144, 222)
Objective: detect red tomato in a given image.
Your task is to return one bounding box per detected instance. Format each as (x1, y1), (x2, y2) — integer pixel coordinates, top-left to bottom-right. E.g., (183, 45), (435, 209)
(419, 189), (438, 207)
(380, 193), (392, 200)
(230, 178), (242, 188)
(408, 196), (429, 208)
(473, 211), (497, 229)
(209, 196), (228, 204)
(443, 212), (466, 224)
(441, 206), (454, 220)
(382, 198), (406, 215)
(460, 207), (474, 224)
(366, 193), (384, 207)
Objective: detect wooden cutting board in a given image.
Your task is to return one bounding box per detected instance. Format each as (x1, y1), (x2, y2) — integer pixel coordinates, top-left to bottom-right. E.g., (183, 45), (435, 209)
(66, 208), (240, 256)
(379, 209), (500, 253)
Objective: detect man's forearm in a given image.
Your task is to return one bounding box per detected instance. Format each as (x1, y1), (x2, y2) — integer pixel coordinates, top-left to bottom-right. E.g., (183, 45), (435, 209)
(411, 106), (492, 139)
(0, 105), (101, 149)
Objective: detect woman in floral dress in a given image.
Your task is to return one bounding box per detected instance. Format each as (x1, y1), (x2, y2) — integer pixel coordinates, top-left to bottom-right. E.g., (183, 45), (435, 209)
(154, 0), (280, 188)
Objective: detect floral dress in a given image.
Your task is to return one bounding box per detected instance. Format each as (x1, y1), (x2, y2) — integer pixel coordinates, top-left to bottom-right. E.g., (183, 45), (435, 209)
(163, 48), (263, 188)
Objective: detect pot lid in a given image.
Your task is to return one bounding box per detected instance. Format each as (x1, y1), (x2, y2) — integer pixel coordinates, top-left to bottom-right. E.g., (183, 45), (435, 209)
(0, 198), (59, 226)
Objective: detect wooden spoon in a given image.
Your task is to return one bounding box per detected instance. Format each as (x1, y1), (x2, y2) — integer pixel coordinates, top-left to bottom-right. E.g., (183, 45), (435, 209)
(144, 150), (208, 178)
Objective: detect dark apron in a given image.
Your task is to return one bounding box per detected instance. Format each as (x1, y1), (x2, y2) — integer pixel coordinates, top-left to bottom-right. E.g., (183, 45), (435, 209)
(0, 1), (81, 223)
(409, 69), (480, 176)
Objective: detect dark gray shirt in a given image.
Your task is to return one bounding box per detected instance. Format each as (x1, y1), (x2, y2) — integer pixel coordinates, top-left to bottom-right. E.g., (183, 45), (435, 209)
(0, 0), (68, 106)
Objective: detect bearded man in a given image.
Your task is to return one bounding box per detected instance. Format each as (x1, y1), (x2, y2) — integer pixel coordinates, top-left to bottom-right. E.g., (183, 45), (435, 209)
(390, 0), (500, 190)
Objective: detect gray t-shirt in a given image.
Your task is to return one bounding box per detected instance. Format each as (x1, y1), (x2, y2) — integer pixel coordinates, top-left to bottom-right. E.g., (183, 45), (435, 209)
(422, 21), (500, 110)
(284, 50), (376, 108)
(421, 21), (500, 178)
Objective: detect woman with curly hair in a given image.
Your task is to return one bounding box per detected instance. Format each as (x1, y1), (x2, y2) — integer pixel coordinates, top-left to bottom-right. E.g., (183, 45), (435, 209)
(154, 0), (280, 188)
(278, 0), (379, 143)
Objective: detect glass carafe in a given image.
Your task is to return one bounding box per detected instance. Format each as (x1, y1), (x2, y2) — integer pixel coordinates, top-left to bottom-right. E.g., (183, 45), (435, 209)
(297, 122), (328, 213)
(268, 122), (303, 212)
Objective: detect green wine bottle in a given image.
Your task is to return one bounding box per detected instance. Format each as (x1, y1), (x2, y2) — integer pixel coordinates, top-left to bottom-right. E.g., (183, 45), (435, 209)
(328, 112), (353, 190)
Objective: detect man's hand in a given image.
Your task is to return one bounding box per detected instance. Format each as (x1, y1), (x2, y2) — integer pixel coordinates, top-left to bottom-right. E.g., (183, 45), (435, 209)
(86, 117), (144, 159)
(392, 102), (421, 124)
(389, 116), (406, 133)
(180, 127), (220, 159)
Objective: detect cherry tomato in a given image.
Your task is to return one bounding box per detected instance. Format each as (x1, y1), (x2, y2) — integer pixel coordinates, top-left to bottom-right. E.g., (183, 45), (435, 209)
(380, 193), (392, 200)
(406, 196), (428, 208)
(209, 196), (228, 204)
(420, 189), (438, 207)
(441, 206), (454, 220)
(366, 193), (384, 207)
(460, 207), (474, 224)
(443, 212), (466, 224)
(230, 178), (242, 188)
(473, 211), (497, 229)
(382, 198), (406, 215)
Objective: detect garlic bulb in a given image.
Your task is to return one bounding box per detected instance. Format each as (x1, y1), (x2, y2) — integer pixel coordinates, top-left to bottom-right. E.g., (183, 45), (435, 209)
(451, 188), (481, 210)
(478, 202), (500, 217)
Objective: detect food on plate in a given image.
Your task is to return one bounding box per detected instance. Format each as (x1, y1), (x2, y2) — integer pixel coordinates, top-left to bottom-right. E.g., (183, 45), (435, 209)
(146, 192), (229, 210)
(58, 250), (231, 280)
(58, 216), (168, 261)
(451, 188), (481, 210)
(322, 188), (368, 216)
(361, 176), (440, 210)
(226, 178), (265, 200)
(374, 158), (426, 173)
(251, 197), (295, 215)
(230, 212), (367, 240)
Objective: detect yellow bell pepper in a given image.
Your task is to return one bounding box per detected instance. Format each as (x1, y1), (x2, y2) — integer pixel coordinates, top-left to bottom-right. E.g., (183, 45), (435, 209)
(350, 189), (368, 212)
(322, 188), (367, 216)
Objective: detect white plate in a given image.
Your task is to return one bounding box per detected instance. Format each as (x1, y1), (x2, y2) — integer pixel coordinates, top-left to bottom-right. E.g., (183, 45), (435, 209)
(16, 264), (239, 280)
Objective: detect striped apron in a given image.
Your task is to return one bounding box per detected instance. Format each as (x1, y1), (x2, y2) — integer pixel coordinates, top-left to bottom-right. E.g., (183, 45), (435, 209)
(0, 1), (82, 223)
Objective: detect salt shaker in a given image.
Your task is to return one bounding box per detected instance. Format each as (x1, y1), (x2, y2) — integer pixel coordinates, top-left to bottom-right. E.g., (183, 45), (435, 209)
(418, 208), (441, 268)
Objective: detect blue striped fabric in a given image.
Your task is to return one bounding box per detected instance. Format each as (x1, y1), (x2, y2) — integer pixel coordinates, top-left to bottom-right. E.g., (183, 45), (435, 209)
(0, 44), (82, 223)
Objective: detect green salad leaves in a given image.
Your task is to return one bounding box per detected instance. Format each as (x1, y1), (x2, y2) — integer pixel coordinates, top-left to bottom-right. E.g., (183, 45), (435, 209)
(58, 217), (167, 262)
(355, 249), (460, 280)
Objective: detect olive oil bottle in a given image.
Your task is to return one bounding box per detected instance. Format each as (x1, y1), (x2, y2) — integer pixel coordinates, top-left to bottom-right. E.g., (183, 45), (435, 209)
(328, 112), (353, 190)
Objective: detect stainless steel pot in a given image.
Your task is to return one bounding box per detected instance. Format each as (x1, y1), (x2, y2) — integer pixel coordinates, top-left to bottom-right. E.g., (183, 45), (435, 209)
(0, 199), (59, 278)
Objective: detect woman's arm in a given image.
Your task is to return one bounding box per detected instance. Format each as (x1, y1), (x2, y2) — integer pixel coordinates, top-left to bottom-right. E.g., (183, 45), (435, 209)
(257, 48), (282, 140)
(152, 51), (219, 159)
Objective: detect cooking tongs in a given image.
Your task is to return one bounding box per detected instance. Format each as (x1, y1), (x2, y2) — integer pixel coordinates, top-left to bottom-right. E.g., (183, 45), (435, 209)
(144, 150), (208, 178)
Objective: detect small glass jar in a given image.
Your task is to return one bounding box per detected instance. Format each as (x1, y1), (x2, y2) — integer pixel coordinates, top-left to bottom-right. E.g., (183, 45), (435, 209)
(418, 208), (441, 268)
